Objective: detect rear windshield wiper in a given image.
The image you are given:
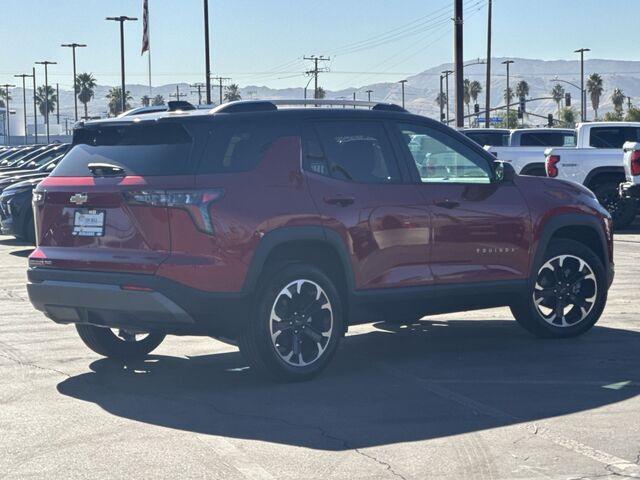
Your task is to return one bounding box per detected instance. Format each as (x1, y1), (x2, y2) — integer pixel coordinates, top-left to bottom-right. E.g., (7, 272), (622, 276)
(87, 162), (125, 177)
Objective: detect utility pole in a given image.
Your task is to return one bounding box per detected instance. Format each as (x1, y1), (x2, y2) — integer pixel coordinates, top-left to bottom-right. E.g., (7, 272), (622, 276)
(454, 0), (464, 128)
(32, 67), (37, 143)
(203, 0), (212, 104)
(575, 48), (590, 122)
(61, 43), (87, 121)
(399, 79), (407, 109)
(2, 84), (15, 145)
(502, 60), (514, 128)
(439, 75), (444, 122)
(366, 89), (373, 102)
(35, 60), (56, 143)
(56, 83), (60, 124)
(211, 76), (230, 104)
(484, 0), (492, 128)
(303, 55), (330, 99)
(170, 85), (187, 102)
(106, 16), (138, 114)
(190, 83), (205, 105)
(442, 70), (453, 123)
(14, 73), (33, 144)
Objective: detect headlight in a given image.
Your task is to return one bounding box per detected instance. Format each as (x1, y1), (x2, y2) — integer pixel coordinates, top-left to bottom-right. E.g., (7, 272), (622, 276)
(32, 191), (45, 205)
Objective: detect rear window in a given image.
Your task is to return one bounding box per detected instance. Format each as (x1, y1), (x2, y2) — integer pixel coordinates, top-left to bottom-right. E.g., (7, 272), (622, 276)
(464, 131), (509, 147)
(520, 131), (575, 147)
(53, 123), (193, 176)
(198, 119), (299, 174)
(589, 127), (640, 148)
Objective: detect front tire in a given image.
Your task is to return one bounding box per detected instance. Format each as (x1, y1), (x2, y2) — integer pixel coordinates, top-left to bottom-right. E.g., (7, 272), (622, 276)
(75, 324), (165, 360)
(238, 263), (344, 381)
(510, 239), (607, 338)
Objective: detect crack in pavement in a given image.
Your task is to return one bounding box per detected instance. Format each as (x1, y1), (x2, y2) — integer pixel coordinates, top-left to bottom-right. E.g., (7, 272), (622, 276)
(0, 352), (71, 379)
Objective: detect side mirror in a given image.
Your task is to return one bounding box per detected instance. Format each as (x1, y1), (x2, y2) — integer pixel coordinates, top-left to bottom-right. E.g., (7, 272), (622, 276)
(493, 160), (516, 183)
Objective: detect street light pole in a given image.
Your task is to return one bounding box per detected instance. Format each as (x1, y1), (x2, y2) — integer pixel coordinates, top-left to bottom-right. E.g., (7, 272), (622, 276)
(32, 67), (37, 143)
(106, 16), (137, 114)
(2, 84), (15, 145)
(502, 60), (514, 128)
(61, 43), (87, 122)
(484, 0), (492, 128)
(439, 75), (444, 122)
(574, 48), (590, 122)
(35, 61), (57, 143)
(399, 80), (407, 109)
(203, 0), (212, 104)
(453, 0), (464, 128)
(14, 74), (33, 144)
(442, 70), (453, 123)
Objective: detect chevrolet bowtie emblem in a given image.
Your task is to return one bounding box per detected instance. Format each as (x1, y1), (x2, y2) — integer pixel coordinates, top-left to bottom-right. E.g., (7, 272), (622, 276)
(70, 193), (88, 205)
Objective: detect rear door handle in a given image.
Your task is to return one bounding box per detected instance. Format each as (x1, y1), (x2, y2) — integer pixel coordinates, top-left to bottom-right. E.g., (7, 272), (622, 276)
(324, 196), (355, 207)
(434, 199), (460, 209)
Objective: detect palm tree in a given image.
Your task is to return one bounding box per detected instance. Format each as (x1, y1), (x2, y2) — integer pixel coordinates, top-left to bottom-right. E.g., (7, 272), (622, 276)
(35, 85), (57, 121)
(586, 73), (604, 119)
(463, 79), (471, 119)
(469, 80), (482, 107)
(106, 87), (132, 116)
(141, 95), (151, 107)
(503, 87), (514, 105)
(152, 95), (165, 106)
(611, 88), (625, 114)
(435, 92), (447, 111)
(515, 80), (529, 102)
(75, 73), (97, 120)
(223, 84), (242, 102)
(551, 84), (565, 117)
(0, 89), (11, 108)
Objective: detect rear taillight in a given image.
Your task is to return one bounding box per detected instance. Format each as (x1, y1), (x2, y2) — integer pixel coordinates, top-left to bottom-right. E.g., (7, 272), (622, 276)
(546, 155), (560, 178)
(630, 151), (640, 176)
(124, 189), (224, 234)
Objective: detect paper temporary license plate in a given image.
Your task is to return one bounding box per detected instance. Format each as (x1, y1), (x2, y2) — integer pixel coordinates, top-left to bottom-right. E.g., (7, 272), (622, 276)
(72, 209), (105, 237)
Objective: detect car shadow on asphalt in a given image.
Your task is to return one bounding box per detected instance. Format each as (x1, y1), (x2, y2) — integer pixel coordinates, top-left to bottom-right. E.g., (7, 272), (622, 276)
(56, 319), (640, 450)
(9, 248), (34, 258)
(0, 237), (30, 247)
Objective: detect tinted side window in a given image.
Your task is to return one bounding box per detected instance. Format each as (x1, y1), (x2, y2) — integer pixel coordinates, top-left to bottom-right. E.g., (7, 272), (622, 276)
(589, 127), (640, 148)
(308, 121), (400, 183)
(398, 123), (492, 184)
(198, 120), (299, 174)
(54, 123), (193, 176)
(520, 132), (575, 147)
(465, 132), (508, 147)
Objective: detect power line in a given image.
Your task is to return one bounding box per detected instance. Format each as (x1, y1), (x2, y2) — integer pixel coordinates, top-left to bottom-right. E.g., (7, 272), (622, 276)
(304, 55), (330, 99)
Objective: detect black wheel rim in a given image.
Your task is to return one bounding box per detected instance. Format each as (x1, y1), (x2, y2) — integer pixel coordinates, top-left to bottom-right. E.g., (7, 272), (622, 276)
(597, 190), (625, 221)
(533, 254), (597, 327)
(112, 329), (150, 343)
(269, 279), (333, 367)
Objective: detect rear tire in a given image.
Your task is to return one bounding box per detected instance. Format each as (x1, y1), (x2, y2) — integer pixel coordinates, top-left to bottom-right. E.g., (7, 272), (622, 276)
(238, 263), (344, 381)
(75, 324), (165, 361)
(510, 239), (607, 338)
(593, 181), (637, 229)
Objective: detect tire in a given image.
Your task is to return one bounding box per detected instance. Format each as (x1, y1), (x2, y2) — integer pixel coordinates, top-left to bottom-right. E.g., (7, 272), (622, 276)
(75, 324), (165, 361)
(593, 181), (637, 230)
(238, 263), (344, 381)
(510, 239), (607, 338)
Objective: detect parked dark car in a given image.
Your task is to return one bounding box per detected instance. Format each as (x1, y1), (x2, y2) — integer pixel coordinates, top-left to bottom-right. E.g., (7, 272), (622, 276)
(0, 153), (64, 195)
(0, 144), (70, 177)
(0, 177), (42, 243)
(27, 99), (614, 381)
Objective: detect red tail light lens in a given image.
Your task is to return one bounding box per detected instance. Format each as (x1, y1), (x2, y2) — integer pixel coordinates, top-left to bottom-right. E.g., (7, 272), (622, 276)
(630, 151), (640, 177)
(124, 189), (224, 234)
(546, 155), (560, 178)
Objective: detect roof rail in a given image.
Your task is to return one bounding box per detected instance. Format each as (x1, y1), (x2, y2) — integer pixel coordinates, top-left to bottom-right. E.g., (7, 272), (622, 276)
(211, 99), (407, 114)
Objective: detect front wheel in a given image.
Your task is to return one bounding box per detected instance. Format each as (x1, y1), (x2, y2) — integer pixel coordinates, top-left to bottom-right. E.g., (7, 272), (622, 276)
(75, 324), (165, 360)
(238, 263), (344, 381)
(510, 239), (608, 338)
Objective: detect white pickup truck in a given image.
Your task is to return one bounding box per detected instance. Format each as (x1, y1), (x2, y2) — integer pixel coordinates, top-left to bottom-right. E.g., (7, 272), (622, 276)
(545, 122), (640, 229)
(619, 141), (640, 200)
(484, 128), (575, 176)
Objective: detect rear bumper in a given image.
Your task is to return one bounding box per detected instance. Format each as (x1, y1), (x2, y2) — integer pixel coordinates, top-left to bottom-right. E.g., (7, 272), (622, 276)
(27, 268), (249, 338)
(619, 181), (640, 199)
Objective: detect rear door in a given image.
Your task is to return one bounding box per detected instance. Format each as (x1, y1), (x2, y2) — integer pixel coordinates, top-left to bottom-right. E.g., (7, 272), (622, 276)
(303, 118), (432, 290)
(393, 121), (531, 284)
(32, 121), (196, 274)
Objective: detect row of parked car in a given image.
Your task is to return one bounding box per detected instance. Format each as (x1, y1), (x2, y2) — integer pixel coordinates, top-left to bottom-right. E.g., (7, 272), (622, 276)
(0, 143), (71, 243)
(461, 122), (640, 229)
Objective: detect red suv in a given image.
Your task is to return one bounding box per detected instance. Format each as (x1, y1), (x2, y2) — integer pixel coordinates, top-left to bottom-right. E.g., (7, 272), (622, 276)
(27, 100), (614, 381)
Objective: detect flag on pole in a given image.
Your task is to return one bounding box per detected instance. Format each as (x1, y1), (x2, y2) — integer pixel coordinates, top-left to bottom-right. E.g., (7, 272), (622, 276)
(141, 0), (150, 55)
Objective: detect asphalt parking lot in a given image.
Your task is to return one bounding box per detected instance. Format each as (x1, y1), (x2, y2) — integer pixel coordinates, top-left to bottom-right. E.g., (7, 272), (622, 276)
(0, 233), (639, 480)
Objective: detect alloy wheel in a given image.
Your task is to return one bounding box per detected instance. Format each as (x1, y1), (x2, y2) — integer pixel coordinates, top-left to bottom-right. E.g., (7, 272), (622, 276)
(269, 279), (333, 367)
(533, 254), (597, 327)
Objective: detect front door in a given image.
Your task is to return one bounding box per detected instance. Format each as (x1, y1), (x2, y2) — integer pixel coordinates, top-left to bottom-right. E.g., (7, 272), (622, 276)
(393, 121), (531, 284)
(303, 119), (432, 290)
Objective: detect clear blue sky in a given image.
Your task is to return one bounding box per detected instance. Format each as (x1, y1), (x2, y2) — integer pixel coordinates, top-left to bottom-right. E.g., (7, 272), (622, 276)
(1, 0), (639, 91)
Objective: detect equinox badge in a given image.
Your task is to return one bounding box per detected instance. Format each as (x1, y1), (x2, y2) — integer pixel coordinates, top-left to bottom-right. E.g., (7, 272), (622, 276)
(70, 193), (88, 206)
